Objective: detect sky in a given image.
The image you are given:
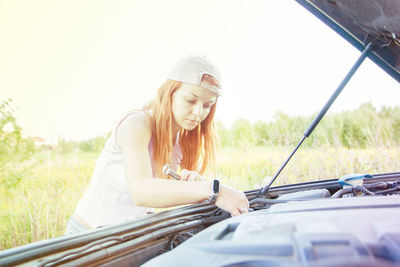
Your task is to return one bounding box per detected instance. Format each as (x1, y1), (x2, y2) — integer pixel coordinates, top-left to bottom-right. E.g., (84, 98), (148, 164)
(1, 0), (399, 143)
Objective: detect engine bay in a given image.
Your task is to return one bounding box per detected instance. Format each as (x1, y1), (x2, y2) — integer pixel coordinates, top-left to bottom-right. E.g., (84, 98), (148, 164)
(144, 173), (400, 267)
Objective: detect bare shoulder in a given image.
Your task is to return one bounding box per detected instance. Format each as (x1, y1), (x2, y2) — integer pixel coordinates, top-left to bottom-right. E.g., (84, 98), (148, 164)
(115, 111), (152, 150)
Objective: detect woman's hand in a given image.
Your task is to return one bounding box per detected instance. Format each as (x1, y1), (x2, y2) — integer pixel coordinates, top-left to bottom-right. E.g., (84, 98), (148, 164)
(215, 184), (249, 216)
(180, 169), (205, 182)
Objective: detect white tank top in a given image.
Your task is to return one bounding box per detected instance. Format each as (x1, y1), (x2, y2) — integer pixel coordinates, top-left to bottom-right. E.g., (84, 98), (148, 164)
(73, 111), (183, 228)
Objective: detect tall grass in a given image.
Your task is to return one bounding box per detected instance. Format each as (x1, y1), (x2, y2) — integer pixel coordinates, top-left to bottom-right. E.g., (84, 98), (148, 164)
(219, 103), (400, 148)
(217, 146), (400, 190)
(1, 145), (399, 250)
(0, 151), (96, 250)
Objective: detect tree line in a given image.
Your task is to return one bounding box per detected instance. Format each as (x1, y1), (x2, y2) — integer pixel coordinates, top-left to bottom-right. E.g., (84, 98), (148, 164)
(218, 102), (400, 148)
(2, 100), (400, 158)
(68, 102), (400, 153)
(1, 100), (399, 188)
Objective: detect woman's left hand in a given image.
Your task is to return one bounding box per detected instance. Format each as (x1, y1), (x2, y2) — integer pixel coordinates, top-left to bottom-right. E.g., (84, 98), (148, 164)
(180, 169), (204, 182)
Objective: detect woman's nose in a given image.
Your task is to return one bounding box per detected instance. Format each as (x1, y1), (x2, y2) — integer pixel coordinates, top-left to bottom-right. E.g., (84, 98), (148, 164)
(193, 104), (203, 118)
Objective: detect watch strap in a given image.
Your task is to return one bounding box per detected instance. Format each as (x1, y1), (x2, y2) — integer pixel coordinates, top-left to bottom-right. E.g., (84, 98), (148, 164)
(208, 179), (220, 203)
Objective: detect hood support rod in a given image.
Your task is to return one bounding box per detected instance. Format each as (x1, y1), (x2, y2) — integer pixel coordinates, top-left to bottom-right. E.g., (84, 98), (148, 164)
(257, 37), (387, 198)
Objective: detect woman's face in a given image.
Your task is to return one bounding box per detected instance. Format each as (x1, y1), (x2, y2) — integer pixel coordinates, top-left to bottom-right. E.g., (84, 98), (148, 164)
(171, 83), (217, 131)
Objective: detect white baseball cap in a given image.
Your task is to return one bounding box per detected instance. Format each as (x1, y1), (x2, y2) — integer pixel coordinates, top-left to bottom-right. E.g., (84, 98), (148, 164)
(167, 55), (222, 96)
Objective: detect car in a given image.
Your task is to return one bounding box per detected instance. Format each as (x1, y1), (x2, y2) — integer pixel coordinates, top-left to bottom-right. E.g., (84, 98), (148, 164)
(1, 0), (399, 266)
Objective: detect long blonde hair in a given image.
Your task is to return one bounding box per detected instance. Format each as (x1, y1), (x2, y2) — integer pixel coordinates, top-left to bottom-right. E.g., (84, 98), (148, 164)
(143, 79), (218, 178)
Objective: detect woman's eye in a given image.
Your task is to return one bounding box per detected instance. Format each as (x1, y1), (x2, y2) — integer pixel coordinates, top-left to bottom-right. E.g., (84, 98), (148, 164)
(186, 99), (196, 104)
(204, 104), (211, 109)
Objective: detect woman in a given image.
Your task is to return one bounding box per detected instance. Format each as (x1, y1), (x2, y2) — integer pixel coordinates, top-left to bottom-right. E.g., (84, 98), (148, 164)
(65, 55), (249, 235)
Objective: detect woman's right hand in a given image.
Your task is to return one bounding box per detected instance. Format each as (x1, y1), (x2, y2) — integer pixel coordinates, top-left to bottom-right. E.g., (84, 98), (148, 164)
(180, 169), (205, 182)
(215, 184), (249, 216)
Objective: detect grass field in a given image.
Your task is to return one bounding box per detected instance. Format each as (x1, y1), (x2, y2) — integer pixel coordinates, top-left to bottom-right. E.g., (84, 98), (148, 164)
(1, 145), (400, 250)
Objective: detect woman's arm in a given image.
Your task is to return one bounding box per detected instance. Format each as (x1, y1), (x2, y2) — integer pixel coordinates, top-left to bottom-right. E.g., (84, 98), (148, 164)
(116, 112), (248, 215)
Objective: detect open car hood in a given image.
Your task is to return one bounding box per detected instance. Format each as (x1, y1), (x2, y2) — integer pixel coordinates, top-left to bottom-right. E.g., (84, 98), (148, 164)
(296, 0), (400, 82)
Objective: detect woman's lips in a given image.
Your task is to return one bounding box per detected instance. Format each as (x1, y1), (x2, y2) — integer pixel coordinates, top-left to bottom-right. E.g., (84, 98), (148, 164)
(187, 119), (199, 125)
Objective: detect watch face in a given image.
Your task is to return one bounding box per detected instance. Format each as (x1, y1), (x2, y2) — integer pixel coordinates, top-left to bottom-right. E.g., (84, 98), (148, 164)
(213, 179), (220, 194)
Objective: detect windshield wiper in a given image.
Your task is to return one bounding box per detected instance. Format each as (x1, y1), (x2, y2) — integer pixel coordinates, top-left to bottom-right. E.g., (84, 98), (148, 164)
(257, 35), (391, 198)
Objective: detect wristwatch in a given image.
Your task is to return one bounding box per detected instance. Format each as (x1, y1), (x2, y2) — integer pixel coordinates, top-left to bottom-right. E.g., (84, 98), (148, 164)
(208, 179), (220, 203)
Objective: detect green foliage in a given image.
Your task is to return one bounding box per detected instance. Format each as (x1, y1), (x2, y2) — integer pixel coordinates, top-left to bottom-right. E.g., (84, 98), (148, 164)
(56, 138), (77, 154)
(0, 99), (35, 188)
(216, 121), (232, 147)
(2, 146), (400, 250)
(217, 146), (400, 190)
(78, 132), (110, 153)
(217, 103), (400, 149)
(230, 118), (257, 148)
(55, 132), (110, 154)
(1, 153), (96, 249)
(267, 111), (309, 146)
(253, 121), (269, 146)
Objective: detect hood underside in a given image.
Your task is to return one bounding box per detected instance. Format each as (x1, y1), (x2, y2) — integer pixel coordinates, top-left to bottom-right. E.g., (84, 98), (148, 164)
(296, 0), (400, 83)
